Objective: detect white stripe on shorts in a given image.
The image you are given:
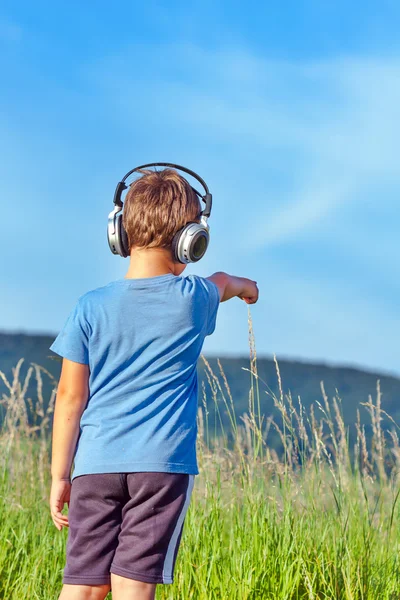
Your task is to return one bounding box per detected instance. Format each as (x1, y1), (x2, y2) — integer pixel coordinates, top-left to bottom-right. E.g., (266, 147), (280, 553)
(162, 474), (195, 583)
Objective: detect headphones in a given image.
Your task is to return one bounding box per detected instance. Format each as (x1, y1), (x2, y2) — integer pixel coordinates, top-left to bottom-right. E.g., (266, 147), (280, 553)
(107, 162), (212, 263)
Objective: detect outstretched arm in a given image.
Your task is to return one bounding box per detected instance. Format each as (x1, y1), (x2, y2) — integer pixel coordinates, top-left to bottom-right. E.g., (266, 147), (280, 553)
(206, 272), (259, 304)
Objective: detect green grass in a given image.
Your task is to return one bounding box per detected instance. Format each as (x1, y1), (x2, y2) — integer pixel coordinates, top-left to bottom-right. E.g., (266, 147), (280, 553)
(1, 315), (400, 599)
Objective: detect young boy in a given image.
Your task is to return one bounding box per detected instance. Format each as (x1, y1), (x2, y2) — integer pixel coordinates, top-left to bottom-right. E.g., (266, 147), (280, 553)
(49, 167), (259, 600)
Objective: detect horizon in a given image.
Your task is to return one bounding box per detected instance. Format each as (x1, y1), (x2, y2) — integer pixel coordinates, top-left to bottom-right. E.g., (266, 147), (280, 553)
(1, 329), (399, 381)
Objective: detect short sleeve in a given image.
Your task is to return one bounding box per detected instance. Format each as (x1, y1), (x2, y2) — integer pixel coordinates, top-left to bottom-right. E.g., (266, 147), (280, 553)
(49, 298), (90, 365)
(200, 277), (220, 336)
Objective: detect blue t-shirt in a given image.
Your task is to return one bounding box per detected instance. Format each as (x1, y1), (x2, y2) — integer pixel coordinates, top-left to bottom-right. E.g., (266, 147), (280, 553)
(49, 273), (220, 480)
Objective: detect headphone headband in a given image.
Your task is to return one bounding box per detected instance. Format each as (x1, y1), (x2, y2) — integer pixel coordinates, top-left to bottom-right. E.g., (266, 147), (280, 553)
(113, 162), (212, 218)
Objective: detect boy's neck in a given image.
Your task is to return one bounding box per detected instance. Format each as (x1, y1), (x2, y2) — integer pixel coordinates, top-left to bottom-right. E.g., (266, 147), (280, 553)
(123, 246), (185, 279)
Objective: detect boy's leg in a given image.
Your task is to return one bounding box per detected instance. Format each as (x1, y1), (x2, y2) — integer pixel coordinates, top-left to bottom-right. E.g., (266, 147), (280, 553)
(58, 583), (111, 599)
(111, 573), (156, 600)
(110, 472), (195, 586)
(62, 474), (126, 590)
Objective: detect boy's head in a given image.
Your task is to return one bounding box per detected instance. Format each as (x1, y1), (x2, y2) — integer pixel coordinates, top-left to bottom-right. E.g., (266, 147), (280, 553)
(122, 168), (201, 261)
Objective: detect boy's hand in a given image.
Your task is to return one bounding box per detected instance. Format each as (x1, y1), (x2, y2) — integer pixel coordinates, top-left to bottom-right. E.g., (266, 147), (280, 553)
(207, 272), (259, 304)
(49, 478), (71, 530)
(238, 279), (259, 304)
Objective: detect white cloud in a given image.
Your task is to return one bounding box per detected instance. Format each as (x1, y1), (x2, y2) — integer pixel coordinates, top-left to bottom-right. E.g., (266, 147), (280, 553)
(247, 171), (355, 249)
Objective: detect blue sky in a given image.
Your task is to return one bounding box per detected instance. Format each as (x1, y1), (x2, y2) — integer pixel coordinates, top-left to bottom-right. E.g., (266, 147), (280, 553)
(1, 1), (400, 376)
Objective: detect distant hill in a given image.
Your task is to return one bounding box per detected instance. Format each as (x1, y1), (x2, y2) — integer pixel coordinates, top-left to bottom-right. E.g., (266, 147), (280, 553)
(1, 332), (399, 448)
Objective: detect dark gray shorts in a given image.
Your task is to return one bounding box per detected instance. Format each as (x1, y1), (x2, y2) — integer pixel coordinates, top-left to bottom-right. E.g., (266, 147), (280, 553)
(63, 472), (195, 586)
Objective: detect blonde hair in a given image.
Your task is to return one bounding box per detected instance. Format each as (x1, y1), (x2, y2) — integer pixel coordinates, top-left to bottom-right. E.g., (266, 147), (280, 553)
(122, 168), (201, 251)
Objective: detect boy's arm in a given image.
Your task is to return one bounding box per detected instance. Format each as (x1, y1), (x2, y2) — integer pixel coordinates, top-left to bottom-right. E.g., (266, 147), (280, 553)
(206, 272), (259, 304)
(51, 358), (89, 481)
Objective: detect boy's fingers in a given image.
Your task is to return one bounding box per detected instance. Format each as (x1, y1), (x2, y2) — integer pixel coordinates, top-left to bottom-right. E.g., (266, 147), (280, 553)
(52, 512), (68, 524)
(53, 519), (67, 531)
(55, 511), (69, 523)
(52, 514), (69, 528)
(51, 516), (62, 530)
(52, 518), (62, 531)
(57, 515), (69, 523)
(51, 508), (69, 525)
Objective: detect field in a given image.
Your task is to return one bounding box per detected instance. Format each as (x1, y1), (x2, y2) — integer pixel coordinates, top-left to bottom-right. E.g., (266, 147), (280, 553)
(1, 315), (400, 599)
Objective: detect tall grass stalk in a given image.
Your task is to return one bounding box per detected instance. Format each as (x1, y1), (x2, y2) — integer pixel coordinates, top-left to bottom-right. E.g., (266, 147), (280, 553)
(1, 320), (400, 598)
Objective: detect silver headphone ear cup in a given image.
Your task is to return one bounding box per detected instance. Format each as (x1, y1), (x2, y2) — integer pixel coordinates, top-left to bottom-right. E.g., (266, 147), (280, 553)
(176, 223), (209, 263)
(171, 227), (186, 264)
(108, 208), (130, 258)
(116, 213), (130, 258)
(107, 208), (121, 256)
(189, 228), (209, 262)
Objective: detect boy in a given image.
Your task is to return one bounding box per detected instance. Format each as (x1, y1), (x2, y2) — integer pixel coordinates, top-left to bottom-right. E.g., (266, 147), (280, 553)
(49, 166), (258, 600)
